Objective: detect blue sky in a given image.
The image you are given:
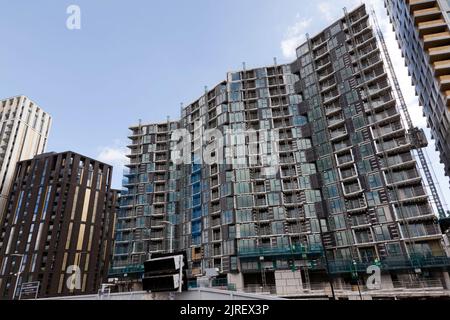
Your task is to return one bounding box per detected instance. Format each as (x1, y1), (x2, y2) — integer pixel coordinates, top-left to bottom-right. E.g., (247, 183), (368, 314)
(1, 0), (449, 209)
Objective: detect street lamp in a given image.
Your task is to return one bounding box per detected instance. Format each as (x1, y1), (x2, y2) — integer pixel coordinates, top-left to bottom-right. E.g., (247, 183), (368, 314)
(11, 254), (25, 300)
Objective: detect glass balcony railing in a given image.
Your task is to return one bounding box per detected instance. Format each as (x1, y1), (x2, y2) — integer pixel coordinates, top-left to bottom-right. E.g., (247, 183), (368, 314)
(237, 244), (323, 257)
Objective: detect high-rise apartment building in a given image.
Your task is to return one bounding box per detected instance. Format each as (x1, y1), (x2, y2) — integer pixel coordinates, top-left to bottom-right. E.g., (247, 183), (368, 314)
(0, 96), (52, 220)
(111, 4), (450, 296)
(110, 121), (181, 287)
(0, 151), (119, 299)
(385, 0), (450, 181)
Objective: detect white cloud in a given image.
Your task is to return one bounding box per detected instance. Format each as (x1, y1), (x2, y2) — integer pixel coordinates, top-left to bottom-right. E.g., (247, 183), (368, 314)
(317, 2), (335, 22)
(281, 18), (312, 59)
(97, 140), (128, 189)
(98, 145), (127, 167)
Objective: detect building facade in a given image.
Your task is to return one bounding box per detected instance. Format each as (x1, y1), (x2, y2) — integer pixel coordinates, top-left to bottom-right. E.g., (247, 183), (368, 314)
(111, 4), (450, 296)
(0, 96), (52, 220)
(110, 121), (181, 288)
(385, 0), (450, 181)
(0, 151), (119, 299)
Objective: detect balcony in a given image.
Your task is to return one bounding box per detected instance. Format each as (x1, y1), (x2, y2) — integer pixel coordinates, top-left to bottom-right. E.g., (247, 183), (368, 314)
(352, 22), (371, 37)
(318, 67), (335, 83)
(150, 232), (165, 241)
(353, 32), (376, 49)
(339, 165), (358, 181)
(381, 152), (416, 170)
(255, 212), (272, 222)
(418, 18), (447, 36)
(428, 45), (450, 62)
(343, 181), (363, 197)
(345, 197), (367, 213)
(286, 209), (303, 220)
(376, 137), (411, 155)
(327, 114), (345, 128)
(384, 168), (422, 187)
(371, 122), (404, 140)
(316, 57), (332, 71)
(330, 127), (348, 141)
(280, 156), (295, 164)
(356, 69), (388, 88)
(423, 31), (450, 50)
(150, 220), (165, 229)
(149, 245), (164, 253)
(320, 79), (337, 93)
(351, 215), (370, 228)
(413, 6), (441, 23)
(357, 43), (378, 59)
(255, 197), (268, 207)
(395, 203), (436, 222)
(439, 74), (450, 91)
(368, 108), (400, 126)
(281, 168), (297, 177)
(360, 82), (391, 100)
(325, 103), (341, 116)
(283, 194), (300, 205)
(283, 182), (299, 191)
(336, 151), (354, 167)
(359, 55), (383, 72)
(334, 140), (352, 153)
(354, 231), (373, 245)
(253, 184), (266, 193)
(364, 95), (396, 112)
(392, 186), (428, 203)
(408, 0), (438, 12)
(445, 90), (450, 107)
(315, 45), (329, 60)
(401, 223), (442, 240)
(212, 232), (222, 242)
(116, 222), (135, 231)
(433, 59), (450, 79)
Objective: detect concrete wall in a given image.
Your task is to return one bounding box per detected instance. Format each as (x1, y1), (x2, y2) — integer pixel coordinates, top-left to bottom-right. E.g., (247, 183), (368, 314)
(275, 270), (302, 295)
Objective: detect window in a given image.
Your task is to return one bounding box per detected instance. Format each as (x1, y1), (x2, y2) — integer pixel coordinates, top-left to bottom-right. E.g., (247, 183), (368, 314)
(240, 223), (256, 237)
(353, 115), (366, 129)
(323, 170), (337, 184)
(304, 204), (317, 218)
(231, 72), (240, 81)
(269, 179), (282, 191)
(329, 198), (344, 214)
(301, 163), (316, 175)
(267, 193), (281, 206)
(325, 184), (339, 198)
(368, 173), (382, 189)
(236, 195), (254, 208)
(351, 131), (364, 144)
(366, 191), (382, 206)
(299, 176), (311, 189)
(360, 143), (373, 158)
(317, 156), (333, 171)
(297, 139), (312, 150)
(331, 214), (346, 230)
(357, 159), (372, 174)
(374, 225), (391, 241)
(236, 209), (252, 223)
(235, 183), (250, 194)
(222, 211), (233, 224)
(335, 231), (353, 246)
(305, 190), (322, 203)
(376, 207), (390, 223)
(293, 116), (307, 126)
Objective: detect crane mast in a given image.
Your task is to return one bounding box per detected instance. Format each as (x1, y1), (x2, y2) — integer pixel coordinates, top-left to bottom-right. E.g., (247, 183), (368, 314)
(370, 7), (447, 219)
